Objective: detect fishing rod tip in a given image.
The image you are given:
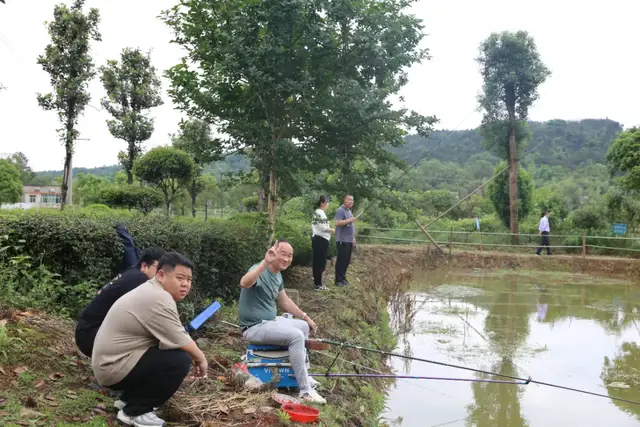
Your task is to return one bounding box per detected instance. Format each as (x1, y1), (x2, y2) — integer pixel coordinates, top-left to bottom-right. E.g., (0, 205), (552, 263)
(525, 376), (532, 385)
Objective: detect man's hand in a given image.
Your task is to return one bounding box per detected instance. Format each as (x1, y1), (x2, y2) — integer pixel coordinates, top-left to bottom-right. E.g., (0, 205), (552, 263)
(353, 238), (356, 248)
(350, 216), (358, 223)
(264, 244), (278, 266)
(193, 357), (208, 378)
(305, 316), (318, 332)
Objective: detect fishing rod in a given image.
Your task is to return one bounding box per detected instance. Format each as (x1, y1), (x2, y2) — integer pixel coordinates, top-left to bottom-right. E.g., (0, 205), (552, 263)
(352, 113), (476, 219)
(307, 373), (527, 385)
(313, 338), (640, 406)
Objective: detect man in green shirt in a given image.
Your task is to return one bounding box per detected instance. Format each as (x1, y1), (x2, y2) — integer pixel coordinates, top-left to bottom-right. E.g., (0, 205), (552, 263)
(239, 240), (325, 404)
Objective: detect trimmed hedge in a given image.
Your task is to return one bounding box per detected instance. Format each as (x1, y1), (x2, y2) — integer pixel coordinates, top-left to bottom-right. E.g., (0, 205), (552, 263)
(0, 208), (341, 306)
(0, 210), (266, 303)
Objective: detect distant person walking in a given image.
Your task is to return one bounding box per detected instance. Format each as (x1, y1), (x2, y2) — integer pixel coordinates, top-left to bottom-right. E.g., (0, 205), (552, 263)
(334, 195), (357, 286)
(311, 195), (334, 291)
(536, 210), (552, 256)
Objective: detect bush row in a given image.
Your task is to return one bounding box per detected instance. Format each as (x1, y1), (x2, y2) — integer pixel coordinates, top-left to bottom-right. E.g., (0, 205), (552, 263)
(0, 210), (278, 305)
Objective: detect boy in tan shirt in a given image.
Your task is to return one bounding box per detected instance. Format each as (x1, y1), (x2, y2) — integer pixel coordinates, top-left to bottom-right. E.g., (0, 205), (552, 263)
(92, 252), (208, 427)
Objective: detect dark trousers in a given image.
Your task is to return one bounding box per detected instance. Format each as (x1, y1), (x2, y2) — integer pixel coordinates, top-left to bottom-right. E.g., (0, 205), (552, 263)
(335, 242), (353, 283)
(74, 322), (97, 358)
(536, 232), (551, 255)
(311, 235), (329, 288)
(109, 346), (192, 416)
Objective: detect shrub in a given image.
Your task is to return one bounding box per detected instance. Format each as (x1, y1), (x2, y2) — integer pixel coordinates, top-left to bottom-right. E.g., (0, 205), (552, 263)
(0, 209), (267, 306)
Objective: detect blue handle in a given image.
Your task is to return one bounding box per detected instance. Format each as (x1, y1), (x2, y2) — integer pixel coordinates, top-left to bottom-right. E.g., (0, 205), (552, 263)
(185, 300), (222, 332)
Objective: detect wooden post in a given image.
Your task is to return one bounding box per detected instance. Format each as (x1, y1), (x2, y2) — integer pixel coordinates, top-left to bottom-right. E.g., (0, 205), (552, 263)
(582, 232), (586, 258)
(448, 227), (453, 261)
(414, 220), (444, 255)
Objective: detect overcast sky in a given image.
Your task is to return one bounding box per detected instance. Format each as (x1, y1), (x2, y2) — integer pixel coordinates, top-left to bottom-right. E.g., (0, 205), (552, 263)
(0, 0), (637, 172)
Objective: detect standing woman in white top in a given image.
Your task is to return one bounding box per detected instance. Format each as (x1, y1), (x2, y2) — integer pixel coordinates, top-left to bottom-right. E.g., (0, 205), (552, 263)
(311, 195), (334, 291)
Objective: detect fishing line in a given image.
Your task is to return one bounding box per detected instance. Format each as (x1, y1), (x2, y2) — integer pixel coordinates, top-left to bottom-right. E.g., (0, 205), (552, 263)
(317, 338), (640, 406)
(309, 372), (527, 384)
(353, 110), (478, 218)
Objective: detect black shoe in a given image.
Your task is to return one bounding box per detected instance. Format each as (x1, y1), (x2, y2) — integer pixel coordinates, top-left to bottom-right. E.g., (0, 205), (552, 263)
(314, 285), (329, 291)
(343, 279), (352, 286)
(335, 280), (347, 287)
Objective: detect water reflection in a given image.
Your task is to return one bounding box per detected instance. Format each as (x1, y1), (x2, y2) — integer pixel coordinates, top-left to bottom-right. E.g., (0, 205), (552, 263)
(384, 270), (640, 427)
(466, 283), (530, 427)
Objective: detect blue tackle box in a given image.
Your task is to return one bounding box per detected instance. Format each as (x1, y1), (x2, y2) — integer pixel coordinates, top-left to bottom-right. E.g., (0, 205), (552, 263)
(243, 343), (309, 389)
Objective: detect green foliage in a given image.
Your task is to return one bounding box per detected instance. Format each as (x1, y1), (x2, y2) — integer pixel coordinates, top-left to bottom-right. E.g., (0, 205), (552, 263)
(476, 31), (550, 124)
(86, 204), (111, 212)
(0, 210), (266, 304)
(132, 146), (196, 214)
(0, 159), (23, 205)
(162, 0), (436, 235)
(570, 204), (606, 231)
(172, 119), (224, 217)
(99, 184), (163, 214)
(242, 195), (259, 212)
(6, 152), (35, 184)
(487, 162), (534, 228)
(606, 127), (640, 192)
(100, 47), (164, 184)
(36, 0), (101, 208)
(73, 172), (111, 206)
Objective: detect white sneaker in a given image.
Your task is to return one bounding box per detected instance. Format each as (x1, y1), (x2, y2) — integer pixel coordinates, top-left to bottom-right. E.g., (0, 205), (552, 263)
(114, 401), (158, 412)
(117, 409), (165, 427)
(299, 389), (327, 404)
(308, 377), (321, 389)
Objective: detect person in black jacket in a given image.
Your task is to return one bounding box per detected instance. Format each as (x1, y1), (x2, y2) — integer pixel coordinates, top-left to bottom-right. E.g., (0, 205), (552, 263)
(75, 247), (166, 358)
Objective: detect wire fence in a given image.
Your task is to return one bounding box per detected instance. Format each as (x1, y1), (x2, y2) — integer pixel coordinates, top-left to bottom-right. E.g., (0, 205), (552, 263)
(357, 227), (640, 258)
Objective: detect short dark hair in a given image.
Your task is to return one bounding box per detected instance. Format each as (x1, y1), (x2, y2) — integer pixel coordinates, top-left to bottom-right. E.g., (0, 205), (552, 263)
(157, 251), (194, 273)
(135, 247), (166, 269)
(314, 195), (329, 209)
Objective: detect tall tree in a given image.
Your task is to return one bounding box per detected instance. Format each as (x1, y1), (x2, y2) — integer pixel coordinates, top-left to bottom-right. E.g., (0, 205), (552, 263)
(0, 159), (23, 206)
(171, 119), (223, 217)
(7, 152), (35, 184)
(100, 48), (164, 184)
(132, 146), (195, 215)
(162, 0), (434, 242)
(606, 127), (640, 192)
(36, 0), (101, 209)
(476, 31), (550, 241)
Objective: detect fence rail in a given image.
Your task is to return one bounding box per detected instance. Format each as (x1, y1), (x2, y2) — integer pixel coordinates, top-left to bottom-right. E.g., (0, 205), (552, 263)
(357, 227), (640, 257)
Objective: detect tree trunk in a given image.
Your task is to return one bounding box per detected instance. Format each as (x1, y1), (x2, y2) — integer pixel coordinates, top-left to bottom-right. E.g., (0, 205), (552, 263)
(126, 142), (135, 185)
(163, 190), (171, 216)
(267, 167), (277, 246)
(191, 191), (197, 218)
(508, 122), (519, 245)
(61, 125), (74, 210)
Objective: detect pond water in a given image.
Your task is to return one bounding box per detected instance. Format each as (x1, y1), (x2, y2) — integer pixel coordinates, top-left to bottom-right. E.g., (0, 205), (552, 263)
(384, 269), (640, 427)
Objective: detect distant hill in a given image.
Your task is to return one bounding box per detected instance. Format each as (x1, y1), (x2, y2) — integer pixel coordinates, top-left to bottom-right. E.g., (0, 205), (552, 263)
(32, 154), (251, 183)
(33, 119), (622, 182)
(395, 118), (622, 169)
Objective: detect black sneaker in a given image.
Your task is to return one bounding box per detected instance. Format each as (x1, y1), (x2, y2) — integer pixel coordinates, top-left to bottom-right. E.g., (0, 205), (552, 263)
(336, 281), (348, 287)
(343, 279), (352, 286)
(314, 285), (329, 291)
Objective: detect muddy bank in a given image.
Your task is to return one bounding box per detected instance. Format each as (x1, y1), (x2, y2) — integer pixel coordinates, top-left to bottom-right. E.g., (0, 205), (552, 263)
(0, 246), (425, 427)
(359, 244), (640, 278)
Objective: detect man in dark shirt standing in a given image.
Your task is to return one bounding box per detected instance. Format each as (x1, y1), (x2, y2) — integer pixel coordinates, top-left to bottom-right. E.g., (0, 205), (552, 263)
(75, 247), (166, 358)
(334, 194), (357, 286)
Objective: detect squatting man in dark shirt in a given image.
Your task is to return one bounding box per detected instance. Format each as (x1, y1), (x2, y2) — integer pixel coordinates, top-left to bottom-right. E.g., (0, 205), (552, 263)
(91, 252), (208, 427)
(238, 240), (326, 404)
(75, 247), (166, 358)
